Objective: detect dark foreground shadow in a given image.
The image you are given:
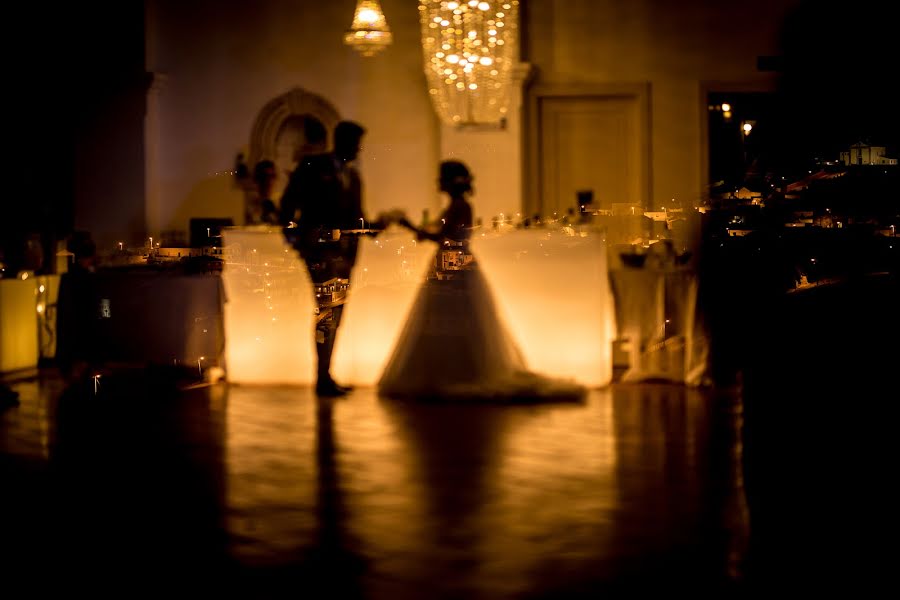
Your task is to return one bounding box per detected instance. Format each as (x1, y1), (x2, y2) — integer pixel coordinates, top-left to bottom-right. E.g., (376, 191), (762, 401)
(2, 367), (232, 594)
(741, 274), (900, 592)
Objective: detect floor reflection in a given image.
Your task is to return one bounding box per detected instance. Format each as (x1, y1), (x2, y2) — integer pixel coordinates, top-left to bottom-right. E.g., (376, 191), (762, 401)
(222, 385), (747, 596)
(3, 375), (747, 596)
(605, 385), (748, 590)
(224, 385), (317, 563)
(378, 400), (520, 598)
(1, 368), (231, 591)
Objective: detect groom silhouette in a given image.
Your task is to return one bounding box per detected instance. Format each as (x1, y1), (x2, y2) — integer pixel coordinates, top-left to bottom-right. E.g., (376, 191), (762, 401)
(280, 120), (375, 396)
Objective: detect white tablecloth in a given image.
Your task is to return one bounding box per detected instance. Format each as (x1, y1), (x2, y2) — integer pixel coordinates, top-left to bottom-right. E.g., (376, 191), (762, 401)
(56, 269), (225, 369)
(609, 266), (709, 385)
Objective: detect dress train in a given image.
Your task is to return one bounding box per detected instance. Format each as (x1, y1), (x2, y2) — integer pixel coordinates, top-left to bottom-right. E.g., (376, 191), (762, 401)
(377, 254), (585, 402)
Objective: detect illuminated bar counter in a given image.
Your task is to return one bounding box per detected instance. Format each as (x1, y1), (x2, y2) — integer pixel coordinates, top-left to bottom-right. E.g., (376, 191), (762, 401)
(0, 276), (39, 374)
(221, 226), (616, 387)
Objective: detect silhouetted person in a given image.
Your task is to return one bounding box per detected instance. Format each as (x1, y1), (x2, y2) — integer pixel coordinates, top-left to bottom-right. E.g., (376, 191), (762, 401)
(1, 223), (46, 279)
(248, 159), (279, 225)
(302, 118), (328, 157)
(55, 232), (100, 382)
(234, 152), (249, 182)
(280, 120), (378, 396)
(0, 384), (18, 409)
(398, 160), (474, 245)
(285, 118), (328, 187)
(379, 160), (584, 402)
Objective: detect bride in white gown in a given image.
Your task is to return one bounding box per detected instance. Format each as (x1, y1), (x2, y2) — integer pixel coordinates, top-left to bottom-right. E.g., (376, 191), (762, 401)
(377, 160), (585, 402)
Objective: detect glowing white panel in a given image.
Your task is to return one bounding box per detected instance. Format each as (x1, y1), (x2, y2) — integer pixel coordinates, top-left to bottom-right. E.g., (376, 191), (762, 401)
(221, 227), (316, 384)
(473, 229), (614, 387)
(0, 277), (39, 373)
(223, 227), (614, 387)
(332, 228), (435, 385)
(35, 275), (61, 359)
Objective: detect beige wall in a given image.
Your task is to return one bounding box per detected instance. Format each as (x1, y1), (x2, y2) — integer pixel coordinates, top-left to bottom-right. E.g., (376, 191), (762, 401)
(525, 0), (797, 210)
(146, 0), (441, 238)
(145, 0), (799, 239)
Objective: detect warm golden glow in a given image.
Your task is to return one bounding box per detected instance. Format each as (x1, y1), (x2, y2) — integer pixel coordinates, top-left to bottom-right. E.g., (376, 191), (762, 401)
(358, 8), (379, 23)
(223, 386), (427, 568)
(495, 391), (618, 570)
(419, 0), (519, 125)
(742, 122), (753, 134)
(0, 277), (39, 372)
(221, 228), (317, 384)
(345, 0), (393, 57)
(721, 103), (731, 112)
(475, 231), (614, 386)
(332, 231), (435, 385)
(222, 227), (432, 386)
(222, 228), (613, 387)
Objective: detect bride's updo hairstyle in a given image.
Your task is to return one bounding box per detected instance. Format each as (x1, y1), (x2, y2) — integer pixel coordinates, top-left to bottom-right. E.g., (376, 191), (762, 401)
(439, 160), (473, 196)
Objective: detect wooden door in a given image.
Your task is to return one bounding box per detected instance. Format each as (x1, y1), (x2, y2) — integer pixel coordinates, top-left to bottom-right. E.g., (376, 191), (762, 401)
(537, 93), (647, 216)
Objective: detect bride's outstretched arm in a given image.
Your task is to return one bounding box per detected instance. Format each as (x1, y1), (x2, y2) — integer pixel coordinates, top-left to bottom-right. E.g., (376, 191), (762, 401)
(385, 211), (426, 237)
(365, 209), (403, 236)
(375, 209), (445, 242)
(398, 218), (445, 242)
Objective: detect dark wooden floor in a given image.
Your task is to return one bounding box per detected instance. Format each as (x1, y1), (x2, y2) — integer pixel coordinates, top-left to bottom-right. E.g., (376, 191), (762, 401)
(4, 274), (898, 597)
(2, 372), (751, 598)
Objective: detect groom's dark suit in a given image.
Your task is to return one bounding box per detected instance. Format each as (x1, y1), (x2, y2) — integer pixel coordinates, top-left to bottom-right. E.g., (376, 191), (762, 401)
(280, 152), (364, 279)
(280, 150), (366, 394)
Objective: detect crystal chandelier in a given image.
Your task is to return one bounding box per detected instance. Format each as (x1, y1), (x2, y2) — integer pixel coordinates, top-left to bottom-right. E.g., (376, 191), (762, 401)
(344, 0), (393, 57)
(419, 1), (519, 125)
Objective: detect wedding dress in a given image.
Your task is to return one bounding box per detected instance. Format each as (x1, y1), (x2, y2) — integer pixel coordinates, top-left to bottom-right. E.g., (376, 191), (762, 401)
(377, 240), (585, 402)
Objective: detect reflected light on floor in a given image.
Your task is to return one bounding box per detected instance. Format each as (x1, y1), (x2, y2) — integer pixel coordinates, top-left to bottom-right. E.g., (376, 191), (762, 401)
(478, 395), (618, 584)
(224, 386), (318, 561)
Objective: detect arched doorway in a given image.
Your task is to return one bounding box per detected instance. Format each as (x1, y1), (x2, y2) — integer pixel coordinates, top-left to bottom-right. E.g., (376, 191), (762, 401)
(271, 115), (327, 201)
(247, 87), (340, 205)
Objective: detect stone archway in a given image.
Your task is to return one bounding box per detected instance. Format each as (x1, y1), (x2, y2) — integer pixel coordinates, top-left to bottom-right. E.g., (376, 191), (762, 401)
(247, 87), (341, 202)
